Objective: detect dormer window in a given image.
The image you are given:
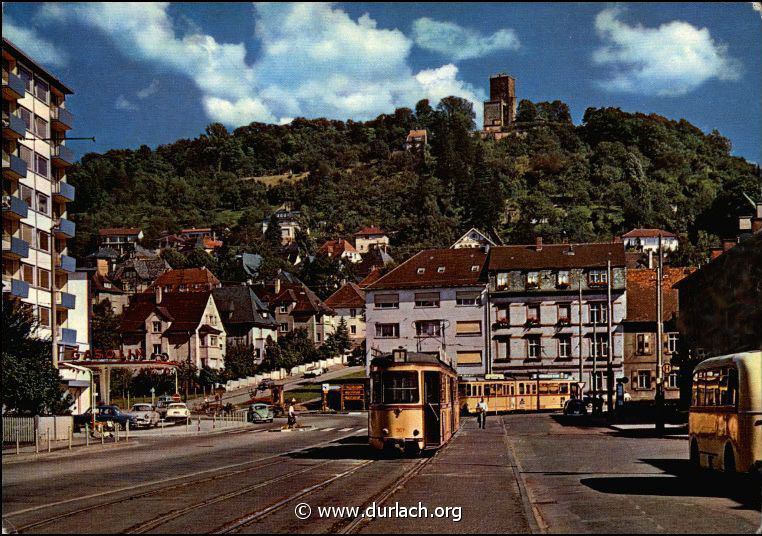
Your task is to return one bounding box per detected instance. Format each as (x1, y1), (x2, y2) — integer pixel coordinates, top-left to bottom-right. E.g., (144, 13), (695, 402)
(437, 266), (445, 273)
(471, 265), (479, 272)
(152, 321), (161, 333)
(496, 272), (509, 290)
(589, 269), (608, 287)
(557, 270), (570, 287)
(417, 268), (425, 275)
(279, 305), (288, 313)
(526, 272), (539, 288)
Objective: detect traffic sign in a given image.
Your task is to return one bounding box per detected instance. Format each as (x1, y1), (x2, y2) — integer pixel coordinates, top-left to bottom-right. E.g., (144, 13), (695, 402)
(322, 383), (330, 392)
(663, 363), (673, 374)
(577, 382), (586, 390)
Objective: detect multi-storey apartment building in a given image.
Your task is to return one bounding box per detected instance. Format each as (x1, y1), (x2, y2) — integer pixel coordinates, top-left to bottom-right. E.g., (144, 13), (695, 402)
(486, 239), (627, 394)
(364, 248), (489, 376)
(3, 38), (82, 364)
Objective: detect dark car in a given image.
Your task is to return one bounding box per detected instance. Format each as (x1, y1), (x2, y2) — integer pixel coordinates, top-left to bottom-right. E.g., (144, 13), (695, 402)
(563, 399), (588, 416)
(95, 405), (138, 428)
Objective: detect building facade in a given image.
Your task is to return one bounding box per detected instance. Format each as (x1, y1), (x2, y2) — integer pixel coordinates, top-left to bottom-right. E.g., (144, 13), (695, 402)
(3, 37), (83, 365)
(486, 240), (627, 395)
(354, 226), (389, 254)
(364, 248), (489, 376)
(261, 204), (303, 245)
(324, 282), (366, 348)
(213, 285), (278, 363)
(98, 228), (143, 256)
(483, 73), (516, 131)
(622, 229), (678, 253)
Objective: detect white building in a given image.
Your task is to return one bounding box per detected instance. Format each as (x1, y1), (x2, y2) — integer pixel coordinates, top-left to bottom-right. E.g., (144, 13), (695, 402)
(622, 229), (678, 253)
(364, 248), (489, 376)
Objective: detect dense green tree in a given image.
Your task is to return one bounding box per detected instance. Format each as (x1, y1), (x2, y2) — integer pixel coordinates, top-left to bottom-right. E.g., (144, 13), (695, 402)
(224, 343), (258, 380)
(91, 299), (122, 351)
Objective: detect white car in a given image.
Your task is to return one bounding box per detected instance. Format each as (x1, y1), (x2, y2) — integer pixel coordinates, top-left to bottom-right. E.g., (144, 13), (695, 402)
(165, 402), (191, 421)
(127, 403), (160, 428)
(303, 367), (325, 378)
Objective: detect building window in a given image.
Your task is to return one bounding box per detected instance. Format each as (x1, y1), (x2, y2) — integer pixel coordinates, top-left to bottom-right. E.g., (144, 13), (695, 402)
(557, 270), (570, 287)
(494, 339), (510, 361)
(20, 223), (35, 246)
(38, 306), (50, 327)
(37, 231), (50, 252)
(34, 115), (48, 138)
(456, 291), (480, 306)
(153, 344), (162, 356)
(637, 370), (651, 390)
(668, 372), (679, 389)
(558, 335), (572, 359)
(667, 333), (679, 354)
(152, 321), (161, 333)
(589, 302), (608, 324)
(374, 294), (399, 309)
(316, 333), (321, 342)
(437, 266), (445, 273)
(496, 272), (509, 290)
(636, 333), (651, 355)
(414, 292), (440, 307)
(35, 153), (48, 178)
(210, 335), (217, 347)
(526, 304), (540, 324)
(34, 78), (49, 102)
(20, 185), (34, 210)
(279, 305), (287, 313)
(37, 193), (50, 215)
(416, 320), (442, 337)
(526, 271), (539, 288)
(527, 336), (542, 359)
(350, 325), (357, 335)
(18, 66), (33, 92)
(37, 268), (50, 289)
(558, 303), (571, 324)
(455, 321), (481, 336)
(18, 106), (32, 131)
(375, 323), (399, 338)
(280, 323), (289, 333)
(592, 334), (608, 358)
(592, 372), (605, 391)
(588, 269), (608, 286)
(350, 308), (356, 318)
(456, 351), (482, 366)
(21, 263), (35, 285)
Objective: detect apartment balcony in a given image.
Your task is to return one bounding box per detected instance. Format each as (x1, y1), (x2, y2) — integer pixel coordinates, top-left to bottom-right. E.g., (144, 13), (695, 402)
(2, 276), (29, 299)
(55, 254), (76, 273)
(491, 319), (512, 332)
(2, 71), (25, 101)
(2, 152), (27, 180)
(2, 112), (26, 140)
(54, 217), (76, 239)
(2, 235), (29, 259)
(51, 144), (75, 167)
(52, 181), (76, 203)
(2, 194), (28, 220)
(50, 106), (73, 131)
(55, 291), (76, 310)
(58, 327), (78, 345)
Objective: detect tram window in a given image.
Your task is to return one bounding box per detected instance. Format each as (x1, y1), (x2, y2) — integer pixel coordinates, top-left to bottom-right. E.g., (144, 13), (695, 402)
(549, 383), (559, 394)
(559, 383), (569, 395)
(539, 383), (549, 395)
(371, 372), (382, 404)
(485, 385), (491, 397)
(495, 384), (504, 396)
(459, 383), (467, 397)
(531, 384), (537, 395)
(519, 383), (525, 395)
(382, 372), (419, 403)
(510, 384), (515, 395)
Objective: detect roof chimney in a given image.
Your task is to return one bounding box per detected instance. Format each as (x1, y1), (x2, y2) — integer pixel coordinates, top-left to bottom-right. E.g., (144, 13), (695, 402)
(155, 285), (163, 304)
(274, 278), (281, 294)
(647, 250), (653, 269)
(535, 237), (543, 251)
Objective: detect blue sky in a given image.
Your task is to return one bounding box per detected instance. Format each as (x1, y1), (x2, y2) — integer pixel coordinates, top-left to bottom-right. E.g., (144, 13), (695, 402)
(3, 2), (761, 163)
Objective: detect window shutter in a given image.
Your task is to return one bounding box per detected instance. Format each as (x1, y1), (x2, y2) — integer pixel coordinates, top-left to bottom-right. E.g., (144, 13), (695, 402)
(374, 294), (399, 305)
(456, 351), (482, 365)
(415, 292), (440, 301)
(456, 321), (481, 335)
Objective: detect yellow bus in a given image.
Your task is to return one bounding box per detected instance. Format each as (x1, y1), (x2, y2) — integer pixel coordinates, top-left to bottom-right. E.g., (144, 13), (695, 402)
(689, 351), (762, 474)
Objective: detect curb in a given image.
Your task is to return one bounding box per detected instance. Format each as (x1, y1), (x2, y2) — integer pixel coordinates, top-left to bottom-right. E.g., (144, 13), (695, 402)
(2, 440), (141, 465)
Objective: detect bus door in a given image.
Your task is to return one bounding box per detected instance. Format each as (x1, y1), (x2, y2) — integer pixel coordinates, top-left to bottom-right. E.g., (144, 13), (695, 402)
(423, 372), (441, 446)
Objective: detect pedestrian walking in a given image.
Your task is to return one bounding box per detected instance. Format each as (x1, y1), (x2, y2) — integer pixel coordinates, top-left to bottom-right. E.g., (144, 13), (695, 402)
(476, 397), (488, 429)
(287, 398), (297, 428)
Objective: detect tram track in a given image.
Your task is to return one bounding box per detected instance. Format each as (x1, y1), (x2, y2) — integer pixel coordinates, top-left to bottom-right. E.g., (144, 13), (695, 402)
(8, 428), (366, 534)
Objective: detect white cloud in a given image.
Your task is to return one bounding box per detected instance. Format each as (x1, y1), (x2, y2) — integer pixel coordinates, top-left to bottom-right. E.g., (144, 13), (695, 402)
(37, 2), (486, 127)
(753, 2), (762, 19)
(115, 95), (137, 111)
(592, 7), (742, 96)
(2, 6), (68, 68)
(136, 79), (160, 99)
(412, 17), (520, 61)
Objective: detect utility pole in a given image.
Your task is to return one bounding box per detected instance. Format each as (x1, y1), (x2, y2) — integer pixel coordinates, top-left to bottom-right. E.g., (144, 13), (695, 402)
(578, 279), (584, 398)
(655, 236), (665, 435)
(592, 305), (597, 413)
(606, 260), (614, 417)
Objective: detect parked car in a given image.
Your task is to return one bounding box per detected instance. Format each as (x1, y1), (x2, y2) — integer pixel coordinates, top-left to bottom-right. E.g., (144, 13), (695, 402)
(73, 409), (95, 432)
(95, 405), (138, 428)
(155, 397), (174, 419)
(257, 378), (275, 391)
(127, 403), (161, 428)
(165, 402), (191, 421)
(248, 403), (274, 423)
(303, 366), (325, 378)
(563, 399), (588, 416)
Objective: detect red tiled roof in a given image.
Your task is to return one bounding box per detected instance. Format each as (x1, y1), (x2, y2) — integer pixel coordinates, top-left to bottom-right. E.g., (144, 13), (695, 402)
(406, 129), (427, 139)
(358, 267), (383, 288)
(354, 226), (385, 236)
(626, 267), (694, 322)
(325, 283), (365, 309)
(120, 292), (212, 333)
(318, 239), (358, 257)
(149, 267), (221, 292)
(99, 228), (142, 236)
(257, 282), (334, 316)
(367, 248), (488, 290)
(622, 228), (676, 239)
(180, 228), (212, 234)
(488, 242), (626, 271)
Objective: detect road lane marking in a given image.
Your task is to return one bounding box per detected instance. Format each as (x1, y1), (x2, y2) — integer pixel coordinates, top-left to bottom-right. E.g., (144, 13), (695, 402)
(320, 428), (335, 432)
(4, 427), (368, 518)
(338, 427), (352, 432)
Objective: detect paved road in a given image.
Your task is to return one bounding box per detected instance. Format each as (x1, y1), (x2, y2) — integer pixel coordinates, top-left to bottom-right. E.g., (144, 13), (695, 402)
(2, 413), (759, 534)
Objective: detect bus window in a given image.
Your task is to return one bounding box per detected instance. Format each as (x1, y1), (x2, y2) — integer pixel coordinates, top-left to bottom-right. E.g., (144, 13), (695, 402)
(382, 371), (419, 403)
(549, 383), (559, 394)
(519, 383), (525, 395)
(705, 370), (719, 406)
(539, 383), (549, 395)
(559, 383), (569, 395)
(693, 371), (704, 406)
(727, 367), (738, 407)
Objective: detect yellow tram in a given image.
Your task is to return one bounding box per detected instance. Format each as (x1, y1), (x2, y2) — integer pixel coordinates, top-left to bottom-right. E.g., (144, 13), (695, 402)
(368, 350), (459, 453)
(459, 376), (577, 414)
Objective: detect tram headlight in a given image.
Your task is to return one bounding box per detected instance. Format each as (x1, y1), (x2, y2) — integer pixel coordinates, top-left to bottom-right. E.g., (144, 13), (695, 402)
(382, 428), (389, 436)
(413, 429), (419, 437)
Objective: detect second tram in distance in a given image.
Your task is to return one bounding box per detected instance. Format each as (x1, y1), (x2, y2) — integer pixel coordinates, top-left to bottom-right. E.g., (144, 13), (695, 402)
(368, 349), (459, 454)
(459, 377), (579, 414)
